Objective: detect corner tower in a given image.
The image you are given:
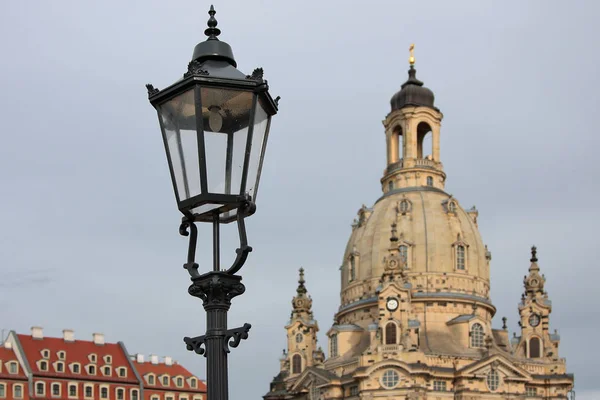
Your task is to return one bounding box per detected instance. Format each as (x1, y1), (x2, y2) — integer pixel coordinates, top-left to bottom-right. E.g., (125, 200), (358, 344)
(265, 269), (324, 400)
(383, 46), (445, 192)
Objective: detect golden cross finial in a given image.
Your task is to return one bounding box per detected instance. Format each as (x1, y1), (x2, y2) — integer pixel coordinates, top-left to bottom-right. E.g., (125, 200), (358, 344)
(409, 43), (415, 66)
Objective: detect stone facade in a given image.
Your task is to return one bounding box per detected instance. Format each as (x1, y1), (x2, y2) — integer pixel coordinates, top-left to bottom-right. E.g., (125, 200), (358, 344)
(264, 60), (574, 400)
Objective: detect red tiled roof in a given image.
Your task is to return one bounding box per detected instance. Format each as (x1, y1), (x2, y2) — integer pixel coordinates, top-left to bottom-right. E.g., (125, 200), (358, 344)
(0, 346), (27, 379)
(17, 334), (138, 383)
(132, 360), (206, 392)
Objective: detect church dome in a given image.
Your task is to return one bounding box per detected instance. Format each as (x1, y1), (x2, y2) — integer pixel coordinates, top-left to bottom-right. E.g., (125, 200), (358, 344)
(390, 67), (436, 111)
(341, 188), (490, 308)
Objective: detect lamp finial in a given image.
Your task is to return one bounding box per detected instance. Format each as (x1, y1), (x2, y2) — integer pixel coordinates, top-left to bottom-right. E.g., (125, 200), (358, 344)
(205, 5), (221, 39)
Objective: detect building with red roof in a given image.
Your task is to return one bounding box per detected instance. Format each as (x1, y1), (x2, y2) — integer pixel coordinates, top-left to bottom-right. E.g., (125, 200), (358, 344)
(1, 327), (206, 400)
(132, 355), (204, 400)
(0, 343), (28, 399)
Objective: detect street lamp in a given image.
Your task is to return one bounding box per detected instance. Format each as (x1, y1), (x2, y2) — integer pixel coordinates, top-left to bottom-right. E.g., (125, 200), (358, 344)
(146, 6), (278, 400)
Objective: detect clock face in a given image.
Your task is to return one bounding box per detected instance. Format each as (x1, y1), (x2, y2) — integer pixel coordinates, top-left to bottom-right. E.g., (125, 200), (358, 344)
(386, 298), (399, 311)
(529, 314), (541, 327)
(295, 333), (303, 343)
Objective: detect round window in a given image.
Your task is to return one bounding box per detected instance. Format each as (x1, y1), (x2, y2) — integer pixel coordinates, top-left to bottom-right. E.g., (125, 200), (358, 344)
(486, 370), (500, 391)
(381, 369), (400, 389)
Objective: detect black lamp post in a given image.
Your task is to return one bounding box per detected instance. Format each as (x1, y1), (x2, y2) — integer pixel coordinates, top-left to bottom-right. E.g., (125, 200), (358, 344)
(146, 6), (278, 400)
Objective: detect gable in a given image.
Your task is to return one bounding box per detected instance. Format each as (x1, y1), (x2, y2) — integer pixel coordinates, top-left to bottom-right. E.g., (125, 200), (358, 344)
(290, 367), (339, 392)
(458, 355), (531, 381)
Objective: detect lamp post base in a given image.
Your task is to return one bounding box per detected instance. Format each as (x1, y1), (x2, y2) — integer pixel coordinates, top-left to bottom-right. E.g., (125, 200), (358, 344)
(184, 272), (251, 400)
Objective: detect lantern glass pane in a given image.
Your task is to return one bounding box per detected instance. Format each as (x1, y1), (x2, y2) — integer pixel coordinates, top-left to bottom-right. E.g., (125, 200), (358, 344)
(201, 88), (253, 195)
(246, 98), (271, 201)
(158, 89), (200, 202)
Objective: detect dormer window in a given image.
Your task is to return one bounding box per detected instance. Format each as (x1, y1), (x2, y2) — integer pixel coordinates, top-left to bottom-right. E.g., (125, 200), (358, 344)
(190, 378), (197, 388)
(148, 375), (155, 385)
(399, 245), (409, 269)
(162, 376), (169, 386)
(177, 377), (183, 387)
(118, 367), (127, 377)
(447, 201), (456, 213)
(72, 363), (80, 374)
(456, 245), (465, 270)
(88, 365), (96, 375)
(8, 362), (18, 374)
(57, 351), (66, 360)
(103, 366), (111, 376)
(348, 249), (359, 283)
(104, 355), (112, 364)
(56, 362), (64, 372)
(330, 334), (338, 358)
(470, 323), (484, 348)
(89, 354), (97, 363)
(40, 360), (48, 371)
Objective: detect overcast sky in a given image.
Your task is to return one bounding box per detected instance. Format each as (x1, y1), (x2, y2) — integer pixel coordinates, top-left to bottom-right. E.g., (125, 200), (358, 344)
(1, 1), (598, 398)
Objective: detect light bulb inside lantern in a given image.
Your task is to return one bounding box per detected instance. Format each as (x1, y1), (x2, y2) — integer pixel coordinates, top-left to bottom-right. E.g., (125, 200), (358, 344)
(208, 106), (223, 132)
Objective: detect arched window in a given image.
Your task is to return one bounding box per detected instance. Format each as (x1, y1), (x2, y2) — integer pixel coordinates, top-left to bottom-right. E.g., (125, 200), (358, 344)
(529, 337), (541, 358)
(36, 382), (44, 395)
(393, 126), (404, 162)
(448, 201), (456, 213)
(470, 323), (484, 348)
(52, 383), (60, 396)
(117, 388), (124, 400)
(349, 257), (356, 282)
(427, 176), (433, 186)
(292, 354), (302, 374)
(388, 181), (394, 191)
(101, 387), (108, 399)
(417, 122), (432, 159)
(456, 245), (465, 270)
(330, 334), (338, 358)
(385, 323), (397, 345)
(399, 245), (408, 269)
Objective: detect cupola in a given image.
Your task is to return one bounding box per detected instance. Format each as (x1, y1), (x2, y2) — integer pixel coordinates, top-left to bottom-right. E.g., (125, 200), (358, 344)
(390, 44), (436, 112)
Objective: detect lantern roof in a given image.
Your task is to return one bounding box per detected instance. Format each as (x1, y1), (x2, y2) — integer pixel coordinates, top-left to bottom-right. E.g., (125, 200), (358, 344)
(192, 5), (237, 68)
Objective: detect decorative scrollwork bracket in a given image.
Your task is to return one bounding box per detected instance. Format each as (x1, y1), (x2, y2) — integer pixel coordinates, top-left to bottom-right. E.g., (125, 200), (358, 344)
(224, 323), (251, 353)
(183, 334), (207, 357)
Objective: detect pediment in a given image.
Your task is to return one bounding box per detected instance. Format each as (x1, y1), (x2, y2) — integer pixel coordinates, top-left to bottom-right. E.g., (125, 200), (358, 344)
(290, 367), (339, 392)
(458, 354), (531, 381)
(379, 282), (411, 297)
